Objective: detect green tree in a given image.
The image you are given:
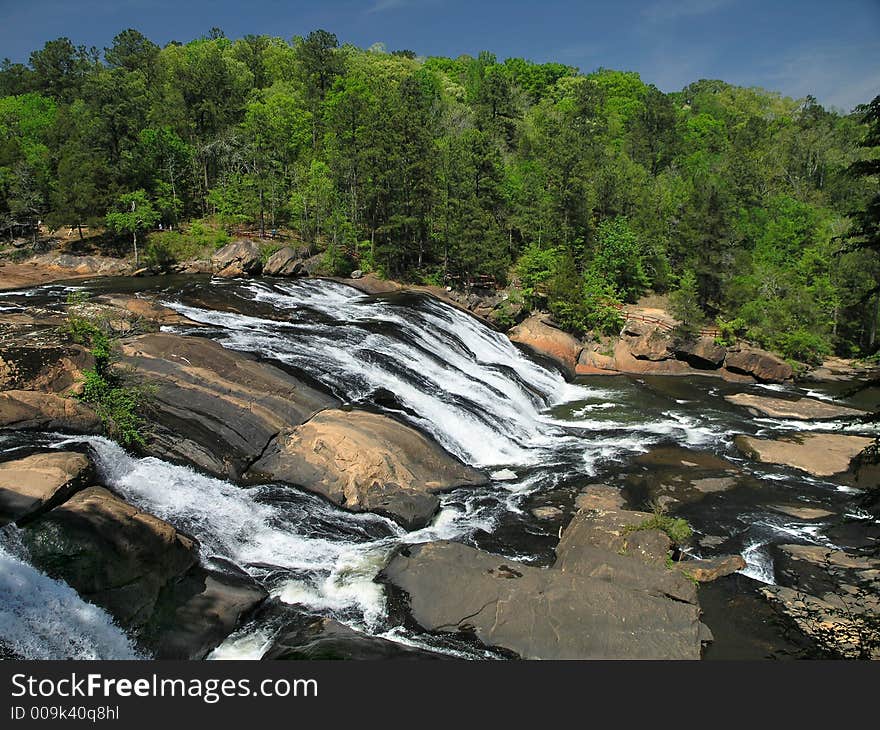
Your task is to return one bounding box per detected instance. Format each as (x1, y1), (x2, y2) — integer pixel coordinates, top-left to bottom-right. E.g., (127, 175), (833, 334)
(105, 190), (160, 265)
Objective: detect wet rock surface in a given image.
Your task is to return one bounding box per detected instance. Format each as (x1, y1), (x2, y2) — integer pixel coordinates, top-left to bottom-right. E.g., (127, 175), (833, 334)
(508, 314), (582, 379)
(263, 616), (448, 660)
(725, 392), (866, 420)
(734, 433), (874, 477)
(23, 486), (199, 627)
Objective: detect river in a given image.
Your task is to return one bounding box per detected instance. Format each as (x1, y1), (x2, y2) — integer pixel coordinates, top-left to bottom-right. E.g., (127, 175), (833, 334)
(1, 276), (877, 659)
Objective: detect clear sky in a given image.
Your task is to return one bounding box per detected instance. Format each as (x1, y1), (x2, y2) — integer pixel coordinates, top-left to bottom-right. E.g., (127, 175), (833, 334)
(1, 0), (878, 111)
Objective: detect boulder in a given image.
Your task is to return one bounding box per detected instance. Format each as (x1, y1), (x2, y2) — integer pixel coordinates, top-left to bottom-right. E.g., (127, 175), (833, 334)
(119, 333), (338, 479)
(673, 555), (746, 582)
(575, 346), (620, 376)
(724, 346), (793, 382)
(724, 393), (865, 421)
(0, 451), (92, 526)
(612, 338), (693, 376)
(382, 540), (704, 660)
(212, 240), (263, 278)
(575, 484), (627, 512)
(768, 504), (835, 520)
(0, 390), (101, 433)
(674, 335), (727, 368)
(247, 409), (488, 530)
(734, 433), (874, 477)
(263, 247), (304, 277)
(23, 486), (199, 626)
(337, 273), (403, 295)
(507, 314), (582, 379)
(622, 320), (672, 361)
(263, 616), (448, 660)
(144, 564), (268, 660)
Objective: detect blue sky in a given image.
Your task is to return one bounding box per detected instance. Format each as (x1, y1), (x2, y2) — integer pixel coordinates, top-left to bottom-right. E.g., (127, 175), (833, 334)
(1, 0), (878, 110)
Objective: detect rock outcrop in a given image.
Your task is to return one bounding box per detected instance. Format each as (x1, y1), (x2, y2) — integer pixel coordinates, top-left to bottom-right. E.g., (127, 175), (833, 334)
(725, 393), (865, 420)
(674, 335), (727, 368)
(119, 333), (337, 478)
(248, 409), (488, 529)
(23, 486), (199, 626)
(144, 564), (268, 660)
(382, 537), (706, 659)
(0, 451), (92, 526)
(262, 247), (304, 277)
(212, 240), (263, 278)
(508, 314), (582, 379)
(734, 433), (874, 477)
(723, 346), (793, 382)
(0, 390), (101, 433)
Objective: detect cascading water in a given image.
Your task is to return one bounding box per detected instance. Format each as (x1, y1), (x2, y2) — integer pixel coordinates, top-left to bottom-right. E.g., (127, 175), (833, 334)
(0, 527), (142, 660)
(1, 276), (876, 659)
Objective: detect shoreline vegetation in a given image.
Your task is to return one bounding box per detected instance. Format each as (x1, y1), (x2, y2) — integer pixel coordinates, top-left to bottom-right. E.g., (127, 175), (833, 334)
(1, 28), (879, 368)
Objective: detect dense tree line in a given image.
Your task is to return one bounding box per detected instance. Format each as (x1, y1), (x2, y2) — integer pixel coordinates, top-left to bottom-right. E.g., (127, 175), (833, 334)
(1, 28), (878, 362)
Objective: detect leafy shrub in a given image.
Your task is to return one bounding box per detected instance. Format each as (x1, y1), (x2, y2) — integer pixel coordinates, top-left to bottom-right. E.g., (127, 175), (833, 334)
(626, 511), (693, 545)
(515, 244), (560, 307)
(772, 329), (831, 365)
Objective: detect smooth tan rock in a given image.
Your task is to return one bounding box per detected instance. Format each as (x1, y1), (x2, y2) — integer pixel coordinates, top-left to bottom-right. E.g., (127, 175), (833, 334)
(0, 390), (101, 433)
(0, 451), (91, 525)
(508, 314), (582, 379)
(248, 409), (487, 529)
(622, 320), (672, 361)
(734, 433), (873, 477)
(574, 484), (626, 512)
(769, 505), (835, 520)
(725, 393), (865, 420)
(119, 333), (337, 479)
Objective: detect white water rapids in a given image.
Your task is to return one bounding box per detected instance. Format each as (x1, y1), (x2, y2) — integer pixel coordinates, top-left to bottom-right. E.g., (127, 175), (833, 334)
(1, 277), (873, 659)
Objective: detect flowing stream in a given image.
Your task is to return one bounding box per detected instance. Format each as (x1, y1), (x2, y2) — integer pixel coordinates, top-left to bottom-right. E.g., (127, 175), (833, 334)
(1, 276), (877, 659)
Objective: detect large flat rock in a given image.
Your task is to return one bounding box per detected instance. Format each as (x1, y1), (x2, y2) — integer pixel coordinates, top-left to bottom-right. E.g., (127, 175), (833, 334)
(734, 433), (874, 477)
(0, 451), (92, 526)
(0, 390), (101, 433)
(248, 409), (488, 529)
(382, 540), (704, 659)
(725, 393), (865, 420)
(119, 333), (338, 479)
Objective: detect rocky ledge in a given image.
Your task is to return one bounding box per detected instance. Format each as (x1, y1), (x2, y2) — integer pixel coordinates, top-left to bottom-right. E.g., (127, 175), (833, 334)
(2, 449), (267, 659)
(381, 485), (742, 659)
(508, 313), (794, 383)
(734, 433), (874, 478)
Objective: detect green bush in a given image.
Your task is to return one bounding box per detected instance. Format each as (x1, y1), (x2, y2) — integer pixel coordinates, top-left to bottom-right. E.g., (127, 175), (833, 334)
(626, 512), (693, 545)
(772, 329), (831, 365)
(515, 244), (560, 307)
(64, 293), (149, 448)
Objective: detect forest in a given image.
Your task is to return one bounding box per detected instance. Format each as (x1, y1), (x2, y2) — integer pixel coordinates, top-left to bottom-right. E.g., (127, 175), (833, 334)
(1, 28), (878, 364)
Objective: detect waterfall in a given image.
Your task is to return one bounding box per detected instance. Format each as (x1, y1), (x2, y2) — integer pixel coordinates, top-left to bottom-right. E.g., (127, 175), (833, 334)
(0, 527), (142, 660)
